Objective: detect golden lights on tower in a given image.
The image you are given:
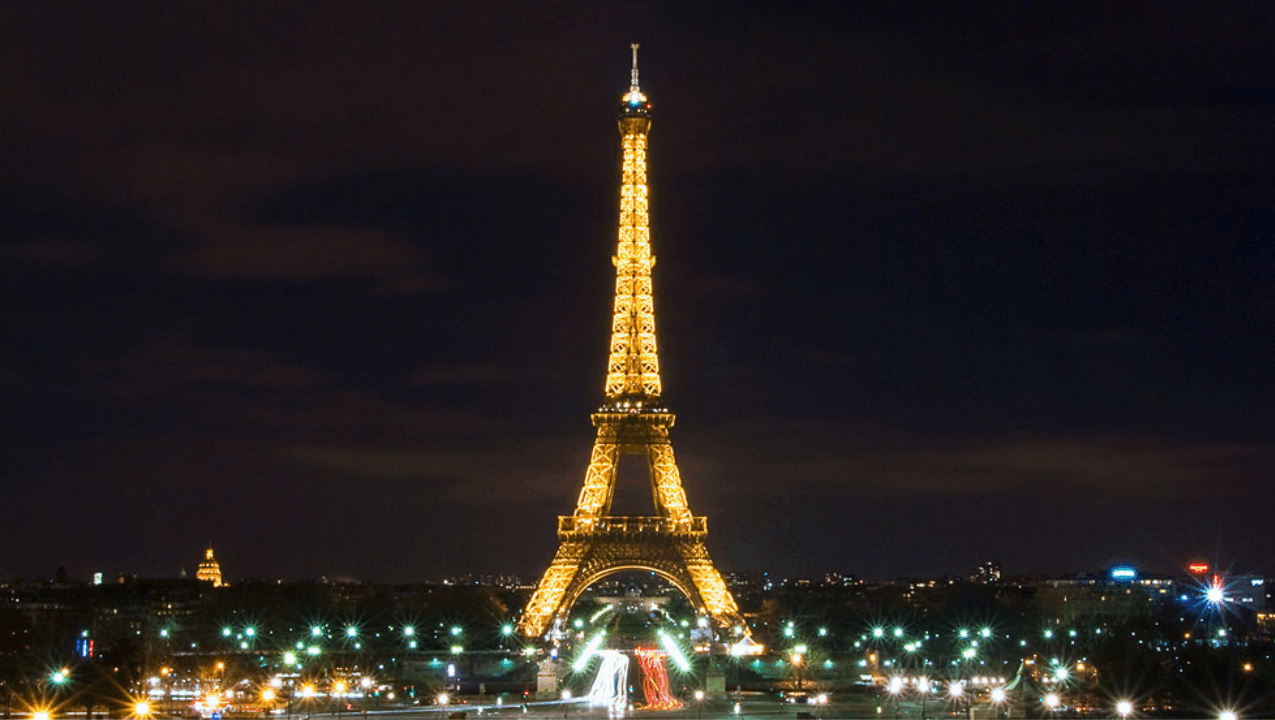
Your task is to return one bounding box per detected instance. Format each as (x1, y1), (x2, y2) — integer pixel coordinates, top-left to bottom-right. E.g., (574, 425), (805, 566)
(517, 46), (746, 641)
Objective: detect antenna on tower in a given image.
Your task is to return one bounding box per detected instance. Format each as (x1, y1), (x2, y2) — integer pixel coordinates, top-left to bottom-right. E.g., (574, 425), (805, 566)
(630, 43), (640, 90)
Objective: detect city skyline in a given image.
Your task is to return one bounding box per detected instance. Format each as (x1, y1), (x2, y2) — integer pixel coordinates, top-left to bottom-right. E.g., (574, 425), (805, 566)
(3, 3), (1272, 583)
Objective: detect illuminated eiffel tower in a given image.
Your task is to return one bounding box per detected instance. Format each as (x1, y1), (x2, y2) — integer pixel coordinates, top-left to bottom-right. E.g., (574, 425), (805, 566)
(518, 46), (746, 641)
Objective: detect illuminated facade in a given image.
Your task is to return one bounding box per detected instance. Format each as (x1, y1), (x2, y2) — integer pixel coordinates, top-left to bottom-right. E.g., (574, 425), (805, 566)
(518, 46), (744, 639)
(196, 546), (222, 587)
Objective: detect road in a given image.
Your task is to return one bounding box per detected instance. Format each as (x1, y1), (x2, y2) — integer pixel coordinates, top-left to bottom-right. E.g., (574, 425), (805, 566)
(300, 694), (975, 720)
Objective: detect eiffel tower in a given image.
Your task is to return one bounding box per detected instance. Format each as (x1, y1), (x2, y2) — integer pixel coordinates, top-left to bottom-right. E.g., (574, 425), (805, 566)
(517, 46), (745, 641)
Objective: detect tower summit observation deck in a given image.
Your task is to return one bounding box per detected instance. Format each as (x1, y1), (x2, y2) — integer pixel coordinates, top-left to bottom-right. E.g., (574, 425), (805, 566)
(518, 46), (747, 642)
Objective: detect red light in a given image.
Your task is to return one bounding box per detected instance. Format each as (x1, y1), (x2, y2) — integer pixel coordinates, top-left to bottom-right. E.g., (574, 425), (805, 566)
(1188, 563), (1210, 575)
(634, 648), (681, 710)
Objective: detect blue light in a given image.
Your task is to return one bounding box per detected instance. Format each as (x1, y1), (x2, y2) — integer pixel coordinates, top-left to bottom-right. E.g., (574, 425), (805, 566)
(1111, 566), (1136, 581)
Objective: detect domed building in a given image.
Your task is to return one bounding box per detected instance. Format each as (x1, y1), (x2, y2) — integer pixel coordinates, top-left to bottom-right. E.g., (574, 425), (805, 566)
(196, 546), (223, 587)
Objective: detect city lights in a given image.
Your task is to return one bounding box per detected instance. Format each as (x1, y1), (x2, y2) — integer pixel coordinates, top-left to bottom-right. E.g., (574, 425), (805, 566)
(0, 43), (1265, 716)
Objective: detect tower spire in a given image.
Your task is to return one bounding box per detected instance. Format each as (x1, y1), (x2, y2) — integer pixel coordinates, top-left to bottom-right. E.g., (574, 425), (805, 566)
(621, 43), (650, 111)
(630, 43), (640, 91)
(610, 45), (656, 401)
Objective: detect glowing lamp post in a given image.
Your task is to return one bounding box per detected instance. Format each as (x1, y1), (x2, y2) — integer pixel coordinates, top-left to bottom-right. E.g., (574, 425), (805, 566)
(694, 689), (704, 719)
(887, 677), (903, 720)
(949, 681), (965, 718)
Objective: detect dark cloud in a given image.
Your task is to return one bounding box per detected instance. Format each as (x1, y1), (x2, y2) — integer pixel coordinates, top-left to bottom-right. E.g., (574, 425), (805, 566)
(1, 1), (1271, 582)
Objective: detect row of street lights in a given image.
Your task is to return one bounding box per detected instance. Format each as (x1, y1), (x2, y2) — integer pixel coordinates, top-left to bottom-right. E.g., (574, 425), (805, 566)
(883, 677), (1238, 720)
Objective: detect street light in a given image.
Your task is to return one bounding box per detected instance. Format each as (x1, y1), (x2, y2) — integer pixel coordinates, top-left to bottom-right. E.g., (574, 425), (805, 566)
(1117, 700), (1133, 718)
(1044, 693), (1060, 712)
(886, 677), (903, 720)
(1218, 712), (1237, 720)
(694, 689), (704, 720)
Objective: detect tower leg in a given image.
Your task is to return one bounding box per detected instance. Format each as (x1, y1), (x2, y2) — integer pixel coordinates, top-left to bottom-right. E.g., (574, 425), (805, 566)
(679, 541), (745, 631)
(517, 541), (589, 638)
(573, 434), (620, 519)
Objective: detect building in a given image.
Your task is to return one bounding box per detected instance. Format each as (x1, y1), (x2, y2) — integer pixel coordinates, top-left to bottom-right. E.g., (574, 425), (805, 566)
(973, 561), (1002, 584)
(196, 546), (223, 587)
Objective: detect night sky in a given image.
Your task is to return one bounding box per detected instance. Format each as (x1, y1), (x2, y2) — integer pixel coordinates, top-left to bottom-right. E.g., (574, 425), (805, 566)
(3, 3), (1272, 584)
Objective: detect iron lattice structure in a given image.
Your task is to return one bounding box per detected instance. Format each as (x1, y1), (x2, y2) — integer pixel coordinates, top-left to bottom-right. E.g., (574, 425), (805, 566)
(518, 46), (745, 640)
